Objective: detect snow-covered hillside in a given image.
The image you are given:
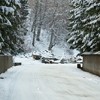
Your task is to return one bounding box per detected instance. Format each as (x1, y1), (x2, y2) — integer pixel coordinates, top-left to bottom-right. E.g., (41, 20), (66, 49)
(24, 29), (79, 59)
(34, 30), (79, 58)
(25, 0), (79, 58)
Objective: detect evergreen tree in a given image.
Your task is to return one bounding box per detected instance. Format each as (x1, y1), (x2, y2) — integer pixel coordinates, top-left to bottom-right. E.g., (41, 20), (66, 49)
(0, 0), (29, 55)
(68, 0), (100, 53)
(68, 0), (87, 52)
(17, 0), (29, 53)
(83, 0), (100, 52)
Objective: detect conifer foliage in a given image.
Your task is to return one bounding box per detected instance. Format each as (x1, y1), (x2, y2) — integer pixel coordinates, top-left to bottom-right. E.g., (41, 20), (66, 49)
(0, 0), (29, 55)
(68, 0), (100, 53)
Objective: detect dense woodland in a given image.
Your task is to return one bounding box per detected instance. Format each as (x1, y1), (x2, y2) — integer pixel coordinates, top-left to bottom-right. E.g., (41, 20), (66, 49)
(0, 0), (100, 55)
(29, 0), (71, 50)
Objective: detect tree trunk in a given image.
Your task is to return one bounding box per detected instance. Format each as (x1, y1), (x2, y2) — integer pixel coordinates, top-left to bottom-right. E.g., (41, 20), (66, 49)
(31, 0), (39, 46)
(36, 0), (42, 41)
(36, 24), (41, 41)
(36, 0), (47, 41)
(32, 26), (36, 46)
(48, 29), (54, 50)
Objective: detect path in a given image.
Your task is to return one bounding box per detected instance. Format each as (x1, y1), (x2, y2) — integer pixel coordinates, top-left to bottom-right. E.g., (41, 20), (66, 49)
(0, 57), (100, 100)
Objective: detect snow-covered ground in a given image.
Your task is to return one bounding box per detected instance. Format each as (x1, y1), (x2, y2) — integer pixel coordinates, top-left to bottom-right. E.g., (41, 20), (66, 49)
(26, 0), (79, 60)
(25, 29), (79, 60)
(0, 56), (100, 100)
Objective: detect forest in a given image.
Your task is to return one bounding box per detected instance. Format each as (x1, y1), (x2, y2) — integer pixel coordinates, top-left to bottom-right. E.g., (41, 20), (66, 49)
(0, 0), (100, 55)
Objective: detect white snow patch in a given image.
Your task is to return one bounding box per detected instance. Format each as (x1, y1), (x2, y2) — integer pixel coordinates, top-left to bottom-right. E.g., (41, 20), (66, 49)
(0, 6), (14, 15)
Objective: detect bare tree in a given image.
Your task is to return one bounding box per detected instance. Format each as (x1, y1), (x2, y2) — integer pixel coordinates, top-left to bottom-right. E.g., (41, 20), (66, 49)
(48, 0), (57, 50)
(31, 0), (39, 46)
(29, 0), (71, 49)
(36, 0), (47, 41)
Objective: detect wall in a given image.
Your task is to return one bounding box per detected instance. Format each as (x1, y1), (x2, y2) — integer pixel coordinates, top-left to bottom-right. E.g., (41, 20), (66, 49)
(0, 55), (13, 74)
(83, 55), (100, 76)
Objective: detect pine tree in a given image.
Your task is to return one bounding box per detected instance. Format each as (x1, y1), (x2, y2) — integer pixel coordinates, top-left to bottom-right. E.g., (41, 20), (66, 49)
(0, 0), (19, 54)
(18, 0), (29, 53)
(0, 0), (29, 55)
(68, 0), (100, 53)
(82, 0), (100, 52)
(68, 0), (88, 52)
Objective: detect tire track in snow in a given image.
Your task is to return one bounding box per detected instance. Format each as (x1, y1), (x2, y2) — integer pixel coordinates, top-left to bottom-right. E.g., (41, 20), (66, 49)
(1, 62), (100, 100)
(6, 66), (26, 100)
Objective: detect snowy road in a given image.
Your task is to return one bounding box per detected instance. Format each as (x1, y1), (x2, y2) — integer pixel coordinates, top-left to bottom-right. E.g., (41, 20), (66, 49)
(0, 57), (100, 100)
